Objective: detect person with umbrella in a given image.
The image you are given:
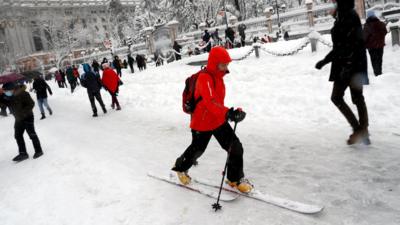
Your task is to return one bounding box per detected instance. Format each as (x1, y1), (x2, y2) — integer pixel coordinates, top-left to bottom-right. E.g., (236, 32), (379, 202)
(0, 82), (44, 162)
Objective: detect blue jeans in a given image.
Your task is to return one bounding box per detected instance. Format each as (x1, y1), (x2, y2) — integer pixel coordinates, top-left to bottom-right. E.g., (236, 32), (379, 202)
(37, 98), (52, 114)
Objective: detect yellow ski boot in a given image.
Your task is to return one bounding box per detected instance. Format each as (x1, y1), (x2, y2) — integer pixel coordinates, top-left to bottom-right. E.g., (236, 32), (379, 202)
(227, 178), (253, 193)
(177, 171), (191, 185)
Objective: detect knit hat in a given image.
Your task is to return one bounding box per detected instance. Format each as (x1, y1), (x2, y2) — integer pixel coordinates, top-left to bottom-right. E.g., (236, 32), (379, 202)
(2, 82), (16, 90)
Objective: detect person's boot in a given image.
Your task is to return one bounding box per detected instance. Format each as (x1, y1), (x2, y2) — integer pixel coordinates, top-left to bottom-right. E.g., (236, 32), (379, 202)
(226, 178), (253, 193)
(13, 153), (29, 162)
(116, 106), (121, 111)
(102, 107), (107, 114)
(40, 113), (46, 120)
(347, 128), (370, 145)
(48, 108), (53, 115)
(176, 171), (191, 185)
(92, 112), (98, 117)
(33, 151), (43, 159)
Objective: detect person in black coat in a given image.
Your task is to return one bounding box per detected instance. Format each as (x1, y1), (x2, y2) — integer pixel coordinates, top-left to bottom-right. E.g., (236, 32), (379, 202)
(92, 59), (100, 75)
(315, 0), (370, 145)
(173, 41), (182, 60)
(238, 24), (247, 47)
(363, 10), (388, 76)
(80, 64), (107, 117)
(127, 54), (135, 73)
(113, 56), (122, 77)
(202, 30), (211, 52)
(225, 27), (235, 49)
(32, 76), (53, 120)
(0, 82), (43, 162)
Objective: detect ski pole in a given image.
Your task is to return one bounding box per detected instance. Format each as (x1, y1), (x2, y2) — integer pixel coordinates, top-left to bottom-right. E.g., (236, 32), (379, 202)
(212, 121), (238, 212)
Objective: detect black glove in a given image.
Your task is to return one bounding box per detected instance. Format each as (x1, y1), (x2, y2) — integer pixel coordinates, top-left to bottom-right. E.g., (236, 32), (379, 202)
(226, 107), (246, 123)
(315, 60), (326, 70)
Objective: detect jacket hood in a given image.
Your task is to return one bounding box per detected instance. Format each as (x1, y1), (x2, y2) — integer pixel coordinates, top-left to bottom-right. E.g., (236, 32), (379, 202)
(83, 63), (92, 73)
(206, 47), (232, 78)
(336, 0), (354, 12)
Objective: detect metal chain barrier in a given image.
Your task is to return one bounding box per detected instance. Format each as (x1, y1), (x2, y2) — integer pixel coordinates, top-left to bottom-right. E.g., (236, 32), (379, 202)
(232, 47), (256, 61)
(259, 38), (310, 56)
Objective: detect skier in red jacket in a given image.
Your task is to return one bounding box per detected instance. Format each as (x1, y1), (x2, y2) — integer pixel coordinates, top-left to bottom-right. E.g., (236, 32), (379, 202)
(172, 46), (252, 193)
(101, 63), (121, 110)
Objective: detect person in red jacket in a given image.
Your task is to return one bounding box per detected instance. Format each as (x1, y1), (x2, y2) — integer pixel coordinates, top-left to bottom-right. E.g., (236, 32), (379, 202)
(172, 46), (252, 193)
(101, 63), (121, 110)
(363, 10), (388, 76)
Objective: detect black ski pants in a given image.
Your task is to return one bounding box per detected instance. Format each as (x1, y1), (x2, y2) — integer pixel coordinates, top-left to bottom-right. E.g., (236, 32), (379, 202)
(173, 122), (244, 182)
(368, 48), (384, 76)
(14, 115), (42, 154)
(331, 78), (369, 131)
(88, 91), (106, 113)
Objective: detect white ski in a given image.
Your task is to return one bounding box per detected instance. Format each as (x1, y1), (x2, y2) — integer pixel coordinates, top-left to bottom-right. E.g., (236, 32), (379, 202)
(147, 172), (239, 202)
(193, 177), (324, 214)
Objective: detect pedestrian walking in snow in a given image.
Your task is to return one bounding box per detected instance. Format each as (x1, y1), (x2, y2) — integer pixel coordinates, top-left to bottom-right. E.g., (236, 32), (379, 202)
(202, 30), (212, 52)
(172, 46), (253, 193)
(113, 56), (122, 77)
(66, 66), (77, 93)
(80, 64), (107, 117)
(173, 41), (182, 60)
(225, 27), (235, 49)
(101, 63), (121, 110)
(32, 76), (53, 120)
(127, 54), (135, 73)
(92, 59), (100, 75)
(363, 10), (388, 76)
(212, 28), (222, 46)
(60, 69), (68, 88)
(72, 65), (81, 86)
(0, 82), (44, 162)
(315, 0), (370, 145)
(238, 23), (247, 47)
(55, 70), (63, 88)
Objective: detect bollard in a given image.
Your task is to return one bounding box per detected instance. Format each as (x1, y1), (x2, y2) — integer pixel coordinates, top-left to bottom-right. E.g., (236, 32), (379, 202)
(310, 38), (318, 52)
(390, 25), (400, 46)
(254, 45), (260, 58)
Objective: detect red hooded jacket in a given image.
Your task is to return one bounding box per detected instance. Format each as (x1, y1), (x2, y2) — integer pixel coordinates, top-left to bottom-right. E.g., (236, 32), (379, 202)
(102, 68), (119, 94)
(190, 47), (232, 131)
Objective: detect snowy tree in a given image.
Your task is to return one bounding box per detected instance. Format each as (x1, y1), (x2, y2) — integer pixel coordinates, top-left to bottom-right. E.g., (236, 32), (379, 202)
(29, 16), (95, 67)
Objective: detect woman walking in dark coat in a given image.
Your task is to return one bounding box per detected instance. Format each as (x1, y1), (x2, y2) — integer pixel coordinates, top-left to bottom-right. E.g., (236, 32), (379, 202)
(315, 0), (370, 145)
(32, 76), (53, 120)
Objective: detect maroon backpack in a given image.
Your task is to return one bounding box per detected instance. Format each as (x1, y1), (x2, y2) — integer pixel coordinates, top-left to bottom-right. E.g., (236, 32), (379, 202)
(182, 69), (213, 114)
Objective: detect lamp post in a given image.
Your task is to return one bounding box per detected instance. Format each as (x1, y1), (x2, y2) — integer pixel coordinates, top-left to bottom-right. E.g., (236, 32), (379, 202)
(274, 0), (283, 39)
(224, 0), (229, 29)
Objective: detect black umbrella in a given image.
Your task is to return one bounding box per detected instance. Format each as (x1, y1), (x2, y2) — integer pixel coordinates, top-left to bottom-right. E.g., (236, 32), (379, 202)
(21, 70), (43, 79)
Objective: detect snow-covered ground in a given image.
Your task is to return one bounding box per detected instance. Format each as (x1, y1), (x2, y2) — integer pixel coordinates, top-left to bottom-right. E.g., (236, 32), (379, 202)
(1, 36), (399, 225)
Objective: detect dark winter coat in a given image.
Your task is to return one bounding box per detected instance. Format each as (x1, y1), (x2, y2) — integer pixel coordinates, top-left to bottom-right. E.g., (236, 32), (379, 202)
(363, 16), (387, 49)
(0, 85), (34, 122)
(321, 0), (368, 85)
(173, 42), (182, 53)
(32, 77), (52, 99)
(225, 27), (235, 42)
(81, 64), (102, 94)
(113, 58), (121, 70)
(238, 24), (246, 37)
(65, 67), (76, 83)
(202, 31), (211, 43)
(92, 60), (100, 72)
(127, 55), (135, 65)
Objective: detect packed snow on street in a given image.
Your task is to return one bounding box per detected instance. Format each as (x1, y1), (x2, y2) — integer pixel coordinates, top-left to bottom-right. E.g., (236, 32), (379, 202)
(1, 36), (399, 225)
